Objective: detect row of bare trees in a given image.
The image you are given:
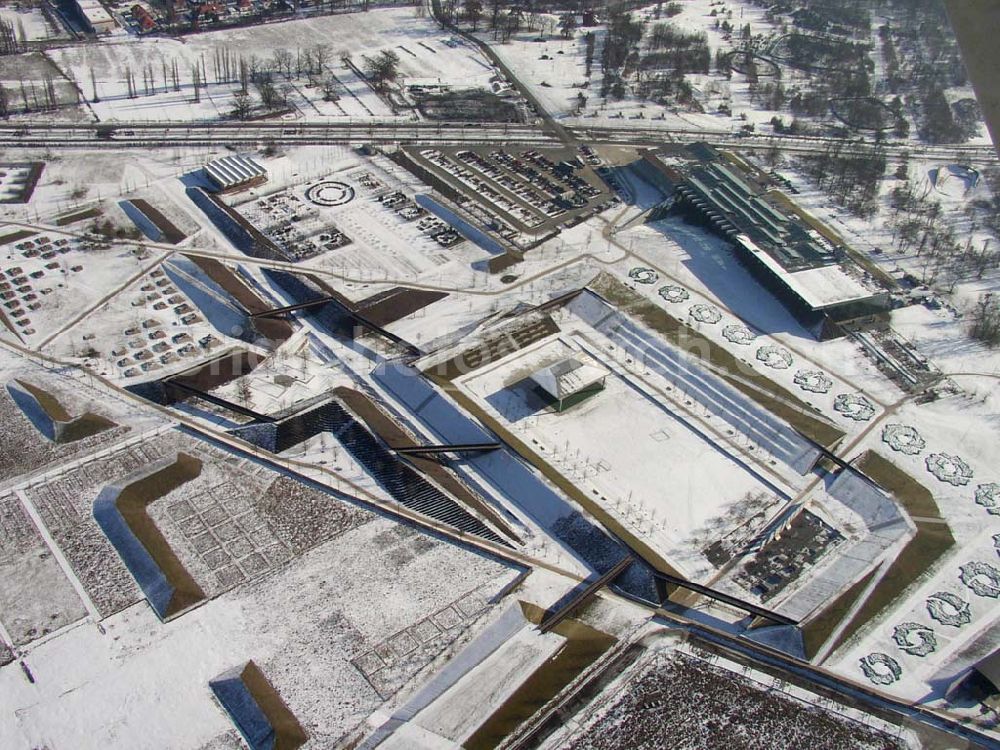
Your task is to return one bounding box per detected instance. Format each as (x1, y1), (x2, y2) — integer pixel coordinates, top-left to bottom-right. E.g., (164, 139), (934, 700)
(0, 17), (27, 56)
(94, 43), (347, 119)
(0, 77), (69, 118)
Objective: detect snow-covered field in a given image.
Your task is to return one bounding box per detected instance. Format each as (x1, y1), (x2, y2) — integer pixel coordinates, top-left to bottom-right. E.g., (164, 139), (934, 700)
(0, 6), (55, 41)
(0, 40), (997, 738)
(0, 343), (525, 748)
(460, 333), (787, 579)
(44, 9), (500, 123)
(1, 511), (521, 749)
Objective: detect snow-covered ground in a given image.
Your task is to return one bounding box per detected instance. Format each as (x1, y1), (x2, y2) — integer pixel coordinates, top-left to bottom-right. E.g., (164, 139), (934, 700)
(0, 7), (55, 41)
(0, 93), (998, 744)
(43, 9), (501, 124)
(459, 332), (788, 580)
(1, 513), (521, 749)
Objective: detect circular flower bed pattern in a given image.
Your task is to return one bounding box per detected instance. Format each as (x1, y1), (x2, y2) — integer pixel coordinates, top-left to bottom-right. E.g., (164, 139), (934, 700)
(859, 653), (902, 685)
(722, 324), (755, 346)
(756, 345), (793, 369)
(925, 453), (974, 486)
(305, 180), (355, 207)
(658, 285), (689, 303)
(974, 483), (1000, 515)
(959, 561), (1000, 598)
(881, 424), (926, 456)
(793, 369), (832, 394)
(689, 304), (723, 325)
(629, 267), (658, 284)
(833, 393), (875, 421)
(926, 591), (971, 627)
(891, 622), (938, 657)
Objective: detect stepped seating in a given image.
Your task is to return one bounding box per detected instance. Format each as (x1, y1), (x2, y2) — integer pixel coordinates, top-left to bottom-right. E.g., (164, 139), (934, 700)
(260, 269), (353, 338)
(271, 399), (506, 545)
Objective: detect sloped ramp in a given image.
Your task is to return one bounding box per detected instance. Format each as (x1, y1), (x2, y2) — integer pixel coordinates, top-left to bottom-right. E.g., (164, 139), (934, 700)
(7, 379), (115, 443)
(230, 396), (512, 546)
(92, 453), (205, 620)
(210, 660), (308, 750)
(741, 623), (806, 660)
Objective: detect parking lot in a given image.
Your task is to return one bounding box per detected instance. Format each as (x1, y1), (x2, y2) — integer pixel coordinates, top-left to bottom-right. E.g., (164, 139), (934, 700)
(1, 233), (87, 339)
(405, 145), (612, 240)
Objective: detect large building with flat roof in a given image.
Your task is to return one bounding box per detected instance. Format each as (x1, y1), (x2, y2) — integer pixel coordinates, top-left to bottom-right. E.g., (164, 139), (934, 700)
(76, 0), (117, 33)
(647, 144), (889, 339)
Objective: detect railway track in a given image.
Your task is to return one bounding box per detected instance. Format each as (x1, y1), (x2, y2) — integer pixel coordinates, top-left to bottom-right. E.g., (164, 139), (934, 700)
(1, 121), (996, 161)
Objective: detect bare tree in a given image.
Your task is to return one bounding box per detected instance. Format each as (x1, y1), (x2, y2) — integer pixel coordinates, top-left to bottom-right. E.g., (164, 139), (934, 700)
(43, 75), (56, 110)
(256, 76), (285, 110)
(312, 45), (329, 74)
(232, 89), (252, 119)
(463, 0), (482, 30)
(191, 65), (201, 102)
(559, 12), (577, 39)
(970, 293), (1000, 347)
(272, 48), (293, 78)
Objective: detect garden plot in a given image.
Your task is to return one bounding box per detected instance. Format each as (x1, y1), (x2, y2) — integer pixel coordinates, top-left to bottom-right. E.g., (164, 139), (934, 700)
(817, 400), (1000, 697)
(555, 640), (908, 750)
(20, 434), (175, 617)
(0, 232), (165, 350)
(0, 502), (521, 750)
(0, 492), (87, 646)
(145, 450), (375, 601)
(835, 524), (1000, 703)
(460, 335), (786, 580)
(232, 165), (483, 280)
(230, 180), (355, 263)
(14, 428), (350, 620)
(733, 508), (844, 603)
(46, 263), (246, 383)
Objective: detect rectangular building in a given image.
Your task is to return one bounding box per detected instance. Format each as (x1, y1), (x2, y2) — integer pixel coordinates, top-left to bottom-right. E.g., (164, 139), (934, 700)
(654, 144), (889, 338)
(77, 0), (118, 34)
(204, 155), (268, 193)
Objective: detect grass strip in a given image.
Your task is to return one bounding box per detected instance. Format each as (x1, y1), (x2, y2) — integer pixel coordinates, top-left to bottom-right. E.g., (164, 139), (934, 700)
(821, 451), (953, 657)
